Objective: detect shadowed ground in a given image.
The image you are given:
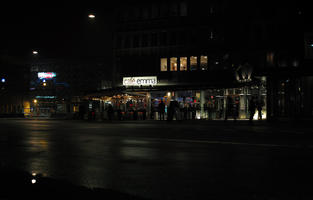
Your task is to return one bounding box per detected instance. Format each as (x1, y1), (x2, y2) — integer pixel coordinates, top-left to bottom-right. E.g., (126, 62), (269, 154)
(1, 119), (313, 199)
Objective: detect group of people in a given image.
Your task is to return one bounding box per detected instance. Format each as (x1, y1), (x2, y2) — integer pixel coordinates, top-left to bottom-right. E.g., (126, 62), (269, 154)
(224, 95), (264, 122)
(156, 100), (197, 121)
(79, 96), (264, 122)
(106, 104), (147, 121)
(157, 100), (179, 121)
(249, 96), (264, 122)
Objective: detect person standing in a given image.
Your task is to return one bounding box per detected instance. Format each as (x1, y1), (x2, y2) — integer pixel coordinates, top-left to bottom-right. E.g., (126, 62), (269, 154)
(158, 100), (165, 120)
(224, 96), (233, 121)
(257, 98), (264, 120)
(249, 96), (256, 122)
(107, 104), (114, 121)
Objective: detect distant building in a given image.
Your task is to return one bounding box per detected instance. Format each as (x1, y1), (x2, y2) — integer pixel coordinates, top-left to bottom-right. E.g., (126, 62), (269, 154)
(91, 0), (306, 120)
(0, 53), (30, 117)
(89, 0), (303, 119)
(27, 57), (113, 118)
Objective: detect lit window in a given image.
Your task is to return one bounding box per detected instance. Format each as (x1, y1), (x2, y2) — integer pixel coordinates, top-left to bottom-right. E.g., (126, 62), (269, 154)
(200, 56), (208, 70)
(190, 56), (197, 71)
(266, 52), (274, 65)
(170, 57), (177, 71)
(160, 58), (168, 71)
(209, 31), (214, 40)
(180, 57), (187, 71)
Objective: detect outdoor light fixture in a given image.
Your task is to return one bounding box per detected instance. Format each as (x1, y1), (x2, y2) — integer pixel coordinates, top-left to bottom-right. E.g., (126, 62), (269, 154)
(32, 50), (38, 55)
(33, 99), (37, 103)
(1, 78), (5, 83)
(88, 14), (95, 19)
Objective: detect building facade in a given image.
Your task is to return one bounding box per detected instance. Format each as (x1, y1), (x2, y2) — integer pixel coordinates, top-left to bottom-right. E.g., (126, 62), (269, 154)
(102, 0), (303, 120)
(27, 57), (113, 118)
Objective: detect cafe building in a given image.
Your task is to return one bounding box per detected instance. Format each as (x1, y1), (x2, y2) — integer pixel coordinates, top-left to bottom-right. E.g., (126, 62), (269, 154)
(85, 0), (271, 121)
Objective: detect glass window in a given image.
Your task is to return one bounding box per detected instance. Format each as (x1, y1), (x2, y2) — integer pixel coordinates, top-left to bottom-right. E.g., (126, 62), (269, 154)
(170, 32), (177, 45)
(124, 36), (130, 48)
(151, 33), (157, 46)
(170, 57), (177, 71)
(160, 58), (167, 71)
(170, 2), (178, 16)
(180, 57), (187, 71)
(151, 4), (159, 18)
(160, 3), (168, 17)
(190, 56), (197, 71)
(160, 31), (167, 46)
(143, 7), (149, 19)
(180, 2), (187, 16)
(133, 35), (139, 47)
(142, 34), (148, 47)
(200, 56), (208, 70)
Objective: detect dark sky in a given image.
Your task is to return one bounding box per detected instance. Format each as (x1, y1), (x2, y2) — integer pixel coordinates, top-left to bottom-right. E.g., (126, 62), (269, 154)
(0, 6), (113, 58)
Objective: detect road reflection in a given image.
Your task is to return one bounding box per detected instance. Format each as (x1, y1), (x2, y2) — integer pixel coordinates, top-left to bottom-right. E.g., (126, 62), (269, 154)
(2, 120), (313, 200)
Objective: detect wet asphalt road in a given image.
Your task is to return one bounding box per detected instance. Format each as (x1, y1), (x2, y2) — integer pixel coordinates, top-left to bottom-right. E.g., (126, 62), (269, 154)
(1, 119), (313, 200)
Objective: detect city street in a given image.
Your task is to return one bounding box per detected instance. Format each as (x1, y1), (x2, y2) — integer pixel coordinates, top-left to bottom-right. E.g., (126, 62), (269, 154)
(1, 119), (313, 199)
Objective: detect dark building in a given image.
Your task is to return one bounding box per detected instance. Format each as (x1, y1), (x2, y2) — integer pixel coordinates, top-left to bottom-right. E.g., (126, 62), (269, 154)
(0, 52), (30, 117)
(97, 0), (306, 121)
(0, 3), (308, 120)
(28, 57), (113, 118)
(0, 7), (114, 118)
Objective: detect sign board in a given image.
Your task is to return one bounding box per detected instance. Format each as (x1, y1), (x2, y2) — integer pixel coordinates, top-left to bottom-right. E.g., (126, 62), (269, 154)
(35, 96), (56, 99)
(123, 76), (157, 86)
(38, 72), (56, 79)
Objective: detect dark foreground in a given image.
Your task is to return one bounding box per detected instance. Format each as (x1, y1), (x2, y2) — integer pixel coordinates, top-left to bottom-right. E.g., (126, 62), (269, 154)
(1, 119), (313, 200)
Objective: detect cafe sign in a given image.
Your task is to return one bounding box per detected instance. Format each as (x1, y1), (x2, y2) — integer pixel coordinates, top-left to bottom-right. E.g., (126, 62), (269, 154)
(123, 76), (157, 86)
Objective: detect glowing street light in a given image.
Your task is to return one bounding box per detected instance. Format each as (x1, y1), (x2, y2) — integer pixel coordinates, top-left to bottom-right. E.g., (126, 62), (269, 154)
(88, 14), (95, 19)
(33, 99), (37, 103)
(1, 78), (5, 83)
(32, 50), (38, 55)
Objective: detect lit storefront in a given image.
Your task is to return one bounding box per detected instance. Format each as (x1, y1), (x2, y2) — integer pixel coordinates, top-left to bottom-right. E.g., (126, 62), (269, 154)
(87, 74), (267, 121)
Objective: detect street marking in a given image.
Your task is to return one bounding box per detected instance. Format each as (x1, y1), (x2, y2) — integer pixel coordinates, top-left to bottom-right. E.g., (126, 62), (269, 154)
(136, 137), (307, 149)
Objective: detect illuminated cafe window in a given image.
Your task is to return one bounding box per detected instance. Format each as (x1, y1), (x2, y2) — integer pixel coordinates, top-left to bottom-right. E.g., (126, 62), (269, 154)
(160, 58), (168, 71)
(180, 57), (187, 71)
(170, 57), (178, 71)
(190, 56), (197, 71)
(200, 56), (208, 70)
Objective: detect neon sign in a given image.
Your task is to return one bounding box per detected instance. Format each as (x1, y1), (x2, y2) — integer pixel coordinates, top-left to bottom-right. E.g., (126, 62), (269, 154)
(38, 72), (56, 79)
(35, 96), (56, 99)
(123, 76), (157, 86)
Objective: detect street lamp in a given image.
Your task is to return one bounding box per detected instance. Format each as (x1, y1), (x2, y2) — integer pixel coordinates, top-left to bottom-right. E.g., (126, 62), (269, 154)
(88, 14), (95, 19)
(32, 50), (38, 55)
(1, 78), (5, 83)
(33, 99), (37, 104)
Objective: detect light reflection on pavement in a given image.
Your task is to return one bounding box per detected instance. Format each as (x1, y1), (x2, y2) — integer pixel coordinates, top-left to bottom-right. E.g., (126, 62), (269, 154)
(2, 119), (313, 200)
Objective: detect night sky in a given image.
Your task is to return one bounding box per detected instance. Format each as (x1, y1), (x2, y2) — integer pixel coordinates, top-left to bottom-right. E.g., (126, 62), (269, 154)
(0, 6), (113, 58)
(0, 2), (308, 59)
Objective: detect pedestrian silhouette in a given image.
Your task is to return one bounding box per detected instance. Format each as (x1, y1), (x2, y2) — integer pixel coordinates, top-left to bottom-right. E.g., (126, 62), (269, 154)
(224, 96), (233, 121)
(158, 101), (165, 120)
(257, 98), (264, 120)
(107, 104), (114, 121)
(249, 96), (256, 122)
